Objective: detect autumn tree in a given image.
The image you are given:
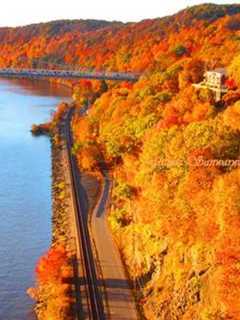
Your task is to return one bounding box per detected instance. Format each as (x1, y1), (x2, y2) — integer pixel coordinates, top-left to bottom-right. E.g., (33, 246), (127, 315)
(228, 54), (240, 87)
(179, 58), (205, 89)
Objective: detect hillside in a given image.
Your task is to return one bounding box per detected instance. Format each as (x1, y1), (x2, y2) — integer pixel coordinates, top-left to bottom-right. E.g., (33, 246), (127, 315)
(0, 3), (240, 72)
(70, 4), (240, 320)
(5, 3), (240, 320)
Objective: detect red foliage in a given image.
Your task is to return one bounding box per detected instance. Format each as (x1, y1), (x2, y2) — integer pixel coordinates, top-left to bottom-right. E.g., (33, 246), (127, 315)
(159, 115), (181, 128)
(35, 245), (68, 284)
(225, 78), (237, 90)
(82, 80), (93, 90)
(121, 82), (133, 90)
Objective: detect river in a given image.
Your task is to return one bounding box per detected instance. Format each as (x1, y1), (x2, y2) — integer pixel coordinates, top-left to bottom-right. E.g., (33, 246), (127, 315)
(0, 78), (70, 320)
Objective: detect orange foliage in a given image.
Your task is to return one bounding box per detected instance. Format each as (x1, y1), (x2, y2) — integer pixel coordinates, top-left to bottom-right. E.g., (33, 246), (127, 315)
(17, 4), (240, 319)
(35, 245), (68, 284)
(33, 245), (73, 319)
(0, 4), (239, 76)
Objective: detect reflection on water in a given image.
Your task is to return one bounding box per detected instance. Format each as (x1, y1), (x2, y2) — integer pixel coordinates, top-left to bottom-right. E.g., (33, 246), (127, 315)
(0, 78), (70, 320)
(0, 78), (71, 97)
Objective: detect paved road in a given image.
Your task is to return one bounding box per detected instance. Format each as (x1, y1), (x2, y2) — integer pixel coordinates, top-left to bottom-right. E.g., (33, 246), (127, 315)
(91, 170), (139, 320)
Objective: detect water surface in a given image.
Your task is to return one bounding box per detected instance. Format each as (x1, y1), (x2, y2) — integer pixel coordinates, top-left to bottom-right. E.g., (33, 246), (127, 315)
(0, 78), (70, 320)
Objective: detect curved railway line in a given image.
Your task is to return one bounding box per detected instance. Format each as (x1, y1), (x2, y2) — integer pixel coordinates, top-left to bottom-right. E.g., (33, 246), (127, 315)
(64, 108), (105, 320)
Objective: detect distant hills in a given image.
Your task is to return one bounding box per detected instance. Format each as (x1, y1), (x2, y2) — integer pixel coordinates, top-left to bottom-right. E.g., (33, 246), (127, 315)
(0, 4), (240, 72)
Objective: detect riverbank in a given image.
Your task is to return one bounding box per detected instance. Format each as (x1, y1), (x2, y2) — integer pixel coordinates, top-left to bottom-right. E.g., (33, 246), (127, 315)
(29, 108), (75, 320)
(29, 102), (103, 319)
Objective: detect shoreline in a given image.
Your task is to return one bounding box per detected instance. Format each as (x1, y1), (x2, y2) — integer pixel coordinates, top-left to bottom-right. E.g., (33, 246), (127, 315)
(31, 104), (101, 319)
(30, 113), (76, 320)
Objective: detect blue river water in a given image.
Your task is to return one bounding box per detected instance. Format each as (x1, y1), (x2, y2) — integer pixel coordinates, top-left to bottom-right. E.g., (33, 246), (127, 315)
(0, 78), (70, 320)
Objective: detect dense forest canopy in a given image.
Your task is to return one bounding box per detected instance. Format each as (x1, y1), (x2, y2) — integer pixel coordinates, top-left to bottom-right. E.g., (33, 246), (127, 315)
(70, 4), (240, 320)
(7, 3), (240, 320)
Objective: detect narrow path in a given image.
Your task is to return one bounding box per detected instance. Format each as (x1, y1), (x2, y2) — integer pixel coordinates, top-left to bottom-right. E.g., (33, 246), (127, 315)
(91, 170), (139, 319)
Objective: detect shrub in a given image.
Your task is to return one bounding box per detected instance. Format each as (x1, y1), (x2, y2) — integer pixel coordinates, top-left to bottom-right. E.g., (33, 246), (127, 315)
(113, 181), (134, 200)
(172, 44), (188, 57)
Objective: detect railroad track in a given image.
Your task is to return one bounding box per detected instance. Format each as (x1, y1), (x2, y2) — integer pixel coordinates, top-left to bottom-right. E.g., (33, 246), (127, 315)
(64, 108), (105, 320)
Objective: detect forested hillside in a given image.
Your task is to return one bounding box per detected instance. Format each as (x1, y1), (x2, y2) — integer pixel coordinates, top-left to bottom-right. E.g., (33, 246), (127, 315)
(70, 4), (240, 320)
(1, 3), (240, 73)
(5, 3), (240, 319)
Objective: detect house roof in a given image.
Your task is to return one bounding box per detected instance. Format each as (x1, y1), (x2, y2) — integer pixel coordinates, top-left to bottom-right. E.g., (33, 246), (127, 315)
(205, 68), (226, 75)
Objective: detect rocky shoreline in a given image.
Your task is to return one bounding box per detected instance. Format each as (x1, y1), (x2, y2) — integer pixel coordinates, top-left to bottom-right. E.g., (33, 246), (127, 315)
(28, 115), (76, 320)
(51, 124), (74, 252)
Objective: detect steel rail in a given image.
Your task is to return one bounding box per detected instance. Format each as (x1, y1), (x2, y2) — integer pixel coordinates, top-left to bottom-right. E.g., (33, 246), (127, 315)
(65, 108), (105, 320)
